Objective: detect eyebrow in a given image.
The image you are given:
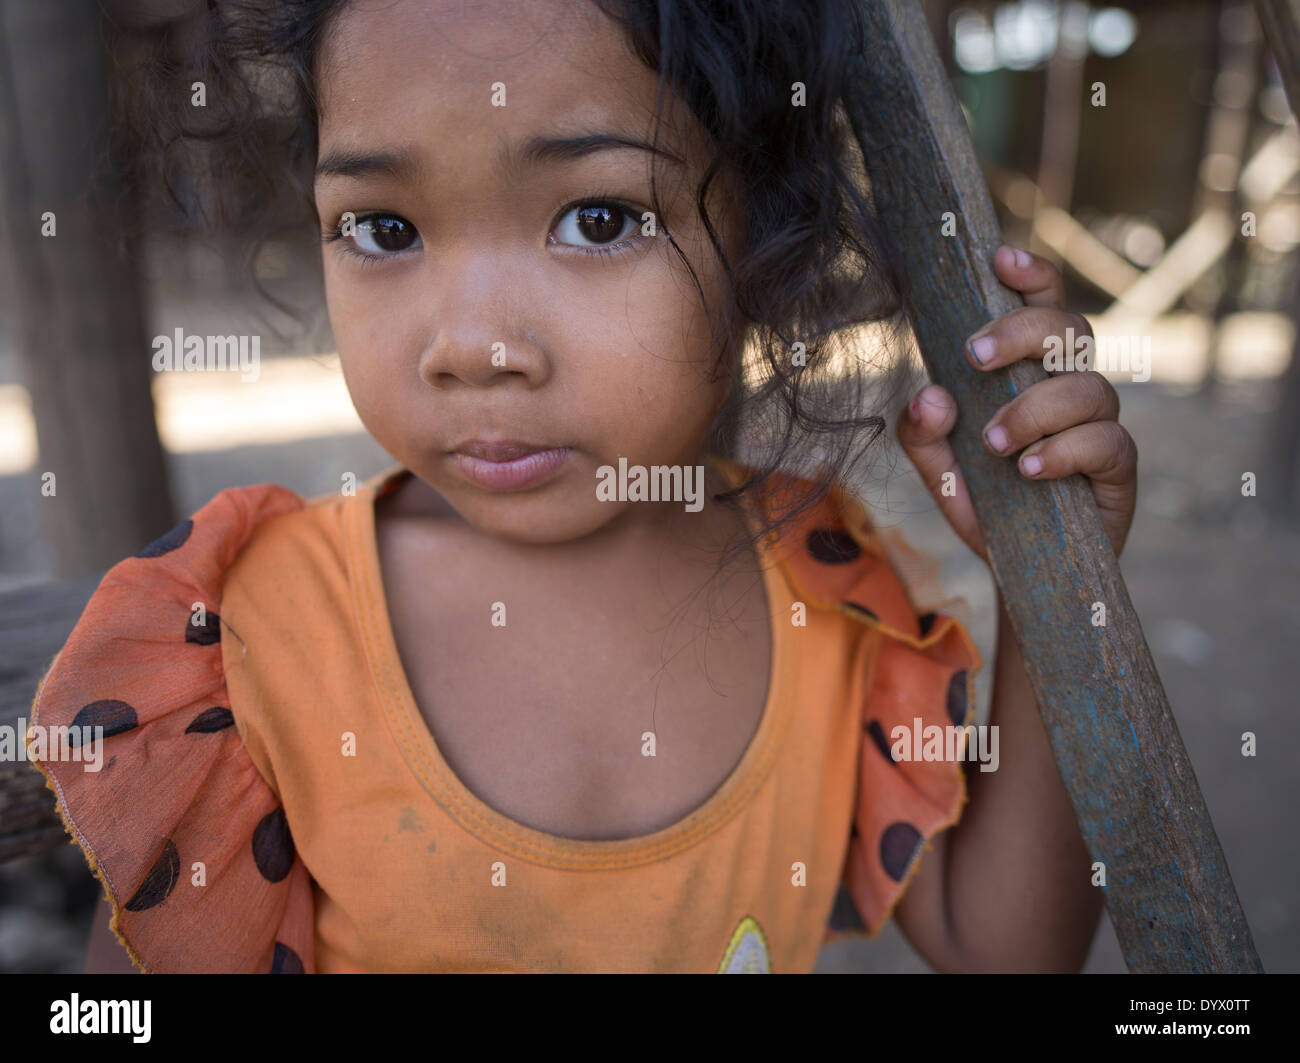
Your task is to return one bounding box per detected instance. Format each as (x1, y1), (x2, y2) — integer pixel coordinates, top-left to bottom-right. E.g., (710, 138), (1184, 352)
(314, 132), (685, 183)
(314, 147), (419, 182)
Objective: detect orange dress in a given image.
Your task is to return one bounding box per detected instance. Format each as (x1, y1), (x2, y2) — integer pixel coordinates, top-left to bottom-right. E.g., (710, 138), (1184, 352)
(28, 459), (981, 973)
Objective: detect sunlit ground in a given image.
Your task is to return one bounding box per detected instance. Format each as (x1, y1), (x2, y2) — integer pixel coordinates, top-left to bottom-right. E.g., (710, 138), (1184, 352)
(0, 309), (1292, 478)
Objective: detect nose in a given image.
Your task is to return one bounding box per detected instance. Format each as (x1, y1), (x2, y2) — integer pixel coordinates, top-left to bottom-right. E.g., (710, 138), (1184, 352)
(416, 256), (551, 390)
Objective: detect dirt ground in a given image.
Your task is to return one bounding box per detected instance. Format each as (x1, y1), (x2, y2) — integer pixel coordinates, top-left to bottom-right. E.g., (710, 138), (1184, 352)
(0, 371), (1295, 973)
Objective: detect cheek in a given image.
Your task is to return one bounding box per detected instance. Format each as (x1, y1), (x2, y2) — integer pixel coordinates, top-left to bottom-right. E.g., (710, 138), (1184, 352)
(325, 270), (414, 438)
(552, 262), (734, 458)
(576, 345), (727, 462)
(601, 277), (731, 445)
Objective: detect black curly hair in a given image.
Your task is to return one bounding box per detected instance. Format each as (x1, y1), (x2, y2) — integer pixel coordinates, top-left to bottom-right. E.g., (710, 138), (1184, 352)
(114, 0), (920, 559)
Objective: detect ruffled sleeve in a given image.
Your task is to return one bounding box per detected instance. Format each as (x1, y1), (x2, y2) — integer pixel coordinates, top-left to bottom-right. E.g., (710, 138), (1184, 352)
(764, 476), (984, 942)
(27, 483), (315, 973)
(839, 600), (982, 939)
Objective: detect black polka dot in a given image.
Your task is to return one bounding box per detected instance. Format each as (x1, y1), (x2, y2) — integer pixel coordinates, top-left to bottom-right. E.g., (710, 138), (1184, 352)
(124, 839), (180, 911)
(946, 669), (968, 725)
(843, 601), (878, 623)
(918, 612), (937, 637)
(880, 822), (923, 882)
(865, 720), (898, 765)
(253, 808), (295, 883)
(136, 520), (193, 558)
(271, 942), (305, 973)
(806, 528), (860, 564)
(185, 707), (234, 733)
(70, 700), (138, 743)
(849, 821), (860, 840)
(185, 611), (221, 646)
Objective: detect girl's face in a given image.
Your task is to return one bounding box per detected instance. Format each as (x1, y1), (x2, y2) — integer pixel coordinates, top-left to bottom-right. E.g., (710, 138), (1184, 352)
(314, 0), (747, 544)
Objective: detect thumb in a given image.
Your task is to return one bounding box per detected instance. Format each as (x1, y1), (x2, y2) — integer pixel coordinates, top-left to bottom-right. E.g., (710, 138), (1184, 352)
(896, 385), (986, 560)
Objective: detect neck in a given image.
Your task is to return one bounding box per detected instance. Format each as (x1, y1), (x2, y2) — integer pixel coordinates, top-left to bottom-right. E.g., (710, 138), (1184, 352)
(381, 452), (759, 575)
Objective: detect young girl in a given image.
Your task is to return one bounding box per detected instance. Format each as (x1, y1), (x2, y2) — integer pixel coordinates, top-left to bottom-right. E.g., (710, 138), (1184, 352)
(33, 0), (1134, 973)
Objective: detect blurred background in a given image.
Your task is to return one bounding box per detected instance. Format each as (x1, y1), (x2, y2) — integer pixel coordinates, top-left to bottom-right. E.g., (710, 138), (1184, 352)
(0, 0), (1296, 973)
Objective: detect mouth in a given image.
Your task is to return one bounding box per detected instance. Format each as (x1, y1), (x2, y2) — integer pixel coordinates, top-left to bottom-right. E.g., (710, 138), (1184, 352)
(448, 441), (572, 491)
(453, 440), (556, 462)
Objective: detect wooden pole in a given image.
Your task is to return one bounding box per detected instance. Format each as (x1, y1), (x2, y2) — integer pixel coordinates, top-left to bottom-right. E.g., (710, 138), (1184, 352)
(1030, 0), (1087, 261)
(1254, 0), (1300, 517)
(1255, 0), (1300, 112)
(846, 0), (1262, 973)
(1265, 259), (1300, 518)
(1191, 0), (1261, 394)
(0, 0), (176, 578)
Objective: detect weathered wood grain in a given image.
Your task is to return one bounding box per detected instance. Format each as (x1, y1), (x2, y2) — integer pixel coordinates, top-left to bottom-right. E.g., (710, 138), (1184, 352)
(845, 0), (1262, 973)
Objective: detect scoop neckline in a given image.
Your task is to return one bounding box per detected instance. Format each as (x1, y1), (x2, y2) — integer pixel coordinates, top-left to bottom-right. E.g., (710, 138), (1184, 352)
(346, 459), (796, 869)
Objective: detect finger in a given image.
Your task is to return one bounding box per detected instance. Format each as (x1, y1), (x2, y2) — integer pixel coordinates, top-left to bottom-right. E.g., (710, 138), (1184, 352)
(1016, 420), (1138, 488)
(993, 245), (1068, 310)
(964, 306), (1094, 372)
(897, 385), (985, 555)
(981, 371), (1120, 459)
(897, 384), (958, 478)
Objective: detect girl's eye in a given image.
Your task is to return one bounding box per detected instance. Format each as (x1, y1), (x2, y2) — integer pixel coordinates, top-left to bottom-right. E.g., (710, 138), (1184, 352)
(552, 202), (639, 251)
(325, 203), (646, 264)
(332, 213), (421, 257)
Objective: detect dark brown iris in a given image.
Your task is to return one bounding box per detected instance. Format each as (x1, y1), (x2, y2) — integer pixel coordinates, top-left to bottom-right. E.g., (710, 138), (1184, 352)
(576, 204), (623, 243)
(365, 216), (416, 252)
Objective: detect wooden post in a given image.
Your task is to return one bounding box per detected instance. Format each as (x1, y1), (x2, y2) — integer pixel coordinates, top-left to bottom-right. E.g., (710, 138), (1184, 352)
(0, 0), (176, 578)
(1191, 1), (1261, 395)
(1030, 1), (1087, 261)
(1254, 0), (1300, 111)
(846, 0), (1262, 973)
(1254, 0), (1300, 517)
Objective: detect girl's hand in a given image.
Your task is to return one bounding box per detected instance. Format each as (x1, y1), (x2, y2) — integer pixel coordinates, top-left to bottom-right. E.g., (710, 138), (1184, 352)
(896, 245), (1138, 562)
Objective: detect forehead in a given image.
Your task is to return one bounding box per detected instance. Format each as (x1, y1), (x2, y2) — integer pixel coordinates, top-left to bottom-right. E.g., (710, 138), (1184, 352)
(316, 0), (685, 163)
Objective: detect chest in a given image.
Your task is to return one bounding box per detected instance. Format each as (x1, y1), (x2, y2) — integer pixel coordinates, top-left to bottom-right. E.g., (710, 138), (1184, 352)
(375, 518), (774, 841)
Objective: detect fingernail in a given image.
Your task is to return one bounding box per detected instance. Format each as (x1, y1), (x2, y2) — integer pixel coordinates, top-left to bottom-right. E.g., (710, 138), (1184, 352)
(985, 425), (1009, 453)
(1014, 249), (1031, 269)
(1021, 454), (1042, 475)
(968, 336), (995, 365)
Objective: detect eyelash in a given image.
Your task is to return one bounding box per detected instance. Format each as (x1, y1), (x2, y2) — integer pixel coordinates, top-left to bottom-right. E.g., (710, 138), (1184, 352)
(320, 216), (414, 269)
(321, 192), (653, 267)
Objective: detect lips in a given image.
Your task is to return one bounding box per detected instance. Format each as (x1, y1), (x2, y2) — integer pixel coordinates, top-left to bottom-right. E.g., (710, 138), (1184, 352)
(449, 441), (572, 490)
(454, 440), (552, 462)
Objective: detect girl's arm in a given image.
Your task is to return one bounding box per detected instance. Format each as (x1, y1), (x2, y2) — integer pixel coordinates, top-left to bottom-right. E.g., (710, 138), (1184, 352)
(893, 596), (1104, 972)
(890, 245), (1136, 971)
